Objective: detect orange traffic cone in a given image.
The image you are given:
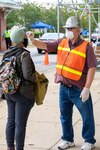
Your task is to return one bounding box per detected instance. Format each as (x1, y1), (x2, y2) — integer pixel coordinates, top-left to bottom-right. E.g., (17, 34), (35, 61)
(44, 52), (49, 65)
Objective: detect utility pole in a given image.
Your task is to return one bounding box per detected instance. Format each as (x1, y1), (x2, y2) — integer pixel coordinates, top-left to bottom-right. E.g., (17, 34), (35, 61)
(88, 0), (91, 42)
(57, 0), (60, 38)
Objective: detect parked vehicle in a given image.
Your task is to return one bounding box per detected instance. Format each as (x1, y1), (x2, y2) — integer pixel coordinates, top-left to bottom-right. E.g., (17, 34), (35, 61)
(37, 32), (65, 53)
(91, 32), (100, 43)
(92, 42), (100, 60)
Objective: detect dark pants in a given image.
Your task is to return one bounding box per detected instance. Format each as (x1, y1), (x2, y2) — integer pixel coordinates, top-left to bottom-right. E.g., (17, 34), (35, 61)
(5, 38), (12, 49)
(5, 92), (34, 150)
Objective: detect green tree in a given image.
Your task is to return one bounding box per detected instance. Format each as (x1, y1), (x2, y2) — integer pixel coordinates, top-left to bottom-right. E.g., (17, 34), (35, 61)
(6, 2), (99, 33)
(6, 10), (20, 28)
(18, 3), (44, 29)
(6, 3), (44, 29)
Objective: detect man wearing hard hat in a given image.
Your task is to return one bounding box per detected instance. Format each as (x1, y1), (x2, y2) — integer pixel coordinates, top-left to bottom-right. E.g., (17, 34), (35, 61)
(28, 16), (97, 150)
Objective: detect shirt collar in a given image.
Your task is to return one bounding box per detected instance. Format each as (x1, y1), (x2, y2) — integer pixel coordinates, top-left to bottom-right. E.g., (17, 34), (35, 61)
(68, 36), (82, 49)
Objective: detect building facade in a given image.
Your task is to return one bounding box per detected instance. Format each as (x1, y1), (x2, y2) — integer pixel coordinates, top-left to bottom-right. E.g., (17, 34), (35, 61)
(0, 0), (21, 51)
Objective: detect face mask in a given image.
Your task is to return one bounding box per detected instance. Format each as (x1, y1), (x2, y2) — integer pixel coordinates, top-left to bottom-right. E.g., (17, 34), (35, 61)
(65, 30), (74, 40)
(23, 38), (28, 47)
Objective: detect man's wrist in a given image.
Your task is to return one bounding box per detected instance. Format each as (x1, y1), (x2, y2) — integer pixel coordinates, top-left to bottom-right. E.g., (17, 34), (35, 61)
(84, 87), (90, 91)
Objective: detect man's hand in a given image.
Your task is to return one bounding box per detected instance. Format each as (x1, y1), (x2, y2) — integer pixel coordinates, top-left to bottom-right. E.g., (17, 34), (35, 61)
(80, 87), (90, 102)
(26, 31), (47, 50)
(26, 31), (34, 41)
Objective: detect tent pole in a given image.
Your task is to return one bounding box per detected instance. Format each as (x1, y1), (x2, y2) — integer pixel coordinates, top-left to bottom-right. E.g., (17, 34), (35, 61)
(57, 0), (60, 38)
(88, 0), (91, 42)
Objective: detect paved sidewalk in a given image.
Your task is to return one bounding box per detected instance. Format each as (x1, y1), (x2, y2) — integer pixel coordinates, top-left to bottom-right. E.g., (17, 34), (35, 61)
(0, 69), (100, 150)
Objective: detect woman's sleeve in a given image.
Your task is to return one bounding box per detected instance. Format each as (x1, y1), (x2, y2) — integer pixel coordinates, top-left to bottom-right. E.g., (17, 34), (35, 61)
(21, 52), (36, 83)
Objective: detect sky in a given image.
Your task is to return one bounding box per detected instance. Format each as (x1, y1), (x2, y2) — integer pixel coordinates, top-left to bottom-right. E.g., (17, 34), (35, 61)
(30, 0), (57, 5)
(17, 0), (57, 4)
(17, 0), (85, 5)
(33, 0), (57, 3)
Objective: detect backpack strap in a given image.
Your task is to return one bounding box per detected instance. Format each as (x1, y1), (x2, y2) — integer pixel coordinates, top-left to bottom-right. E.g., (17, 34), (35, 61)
(15, 50), (30, 80)
(3, 46), (29, 59)
(20, 51), (29, 61)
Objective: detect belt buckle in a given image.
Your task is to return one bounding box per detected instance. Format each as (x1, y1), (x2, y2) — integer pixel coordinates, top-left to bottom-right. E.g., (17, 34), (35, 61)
(68, 84), (72, 87)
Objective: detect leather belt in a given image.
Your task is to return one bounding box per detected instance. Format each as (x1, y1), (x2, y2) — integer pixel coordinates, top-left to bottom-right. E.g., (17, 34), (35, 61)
(61, 83), (73, 87)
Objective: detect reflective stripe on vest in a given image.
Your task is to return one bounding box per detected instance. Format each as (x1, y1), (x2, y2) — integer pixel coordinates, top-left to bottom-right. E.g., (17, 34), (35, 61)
(58, 47), (86, 58)
(56, 39), (88, 81)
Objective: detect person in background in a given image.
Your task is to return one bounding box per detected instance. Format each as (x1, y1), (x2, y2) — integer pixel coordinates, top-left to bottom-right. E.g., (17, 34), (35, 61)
(28, 16), (97, 150)
(4, 26), (36, 150)
(2, 27), (12, 49)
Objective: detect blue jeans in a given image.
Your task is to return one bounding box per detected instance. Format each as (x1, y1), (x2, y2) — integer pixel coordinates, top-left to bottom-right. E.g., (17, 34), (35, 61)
(59, 83), (96, 144)
(5, 92), (34, 150)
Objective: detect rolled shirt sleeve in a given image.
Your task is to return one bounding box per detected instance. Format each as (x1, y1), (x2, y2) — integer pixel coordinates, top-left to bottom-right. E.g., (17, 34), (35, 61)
(86, 43), (97, 69)
(45, 39), (62, 53)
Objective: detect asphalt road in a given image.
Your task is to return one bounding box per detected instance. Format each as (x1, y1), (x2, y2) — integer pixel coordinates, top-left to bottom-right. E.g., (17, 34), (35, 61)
(0, 46), (100, 73)
(28, 47), (57, 73)
(0, 47), (57, 73)
(28, 47), (100, 72)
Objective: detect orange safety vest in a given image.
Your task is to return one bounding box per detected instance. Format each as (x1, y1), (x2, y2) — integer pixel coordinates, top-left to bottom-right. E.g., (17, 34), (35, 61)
(56, 39), (88, 81)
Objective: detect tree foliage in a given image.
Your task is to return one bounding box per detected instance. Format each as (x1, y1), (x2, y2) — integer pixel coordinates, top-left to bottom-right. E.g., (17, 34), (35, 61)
(6, 2), (99, 32)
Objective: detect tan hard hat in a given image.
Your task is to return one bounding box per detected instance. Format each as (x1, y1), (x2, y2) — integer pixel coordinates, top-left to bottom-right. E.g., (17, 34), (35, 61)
(63, 16), (82, 28)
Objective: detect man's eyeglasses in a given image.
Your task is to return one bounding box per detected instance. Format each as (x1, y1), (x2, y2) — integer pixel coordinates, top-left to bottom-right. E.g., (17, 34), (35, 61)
(66, 27), (76, 30)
